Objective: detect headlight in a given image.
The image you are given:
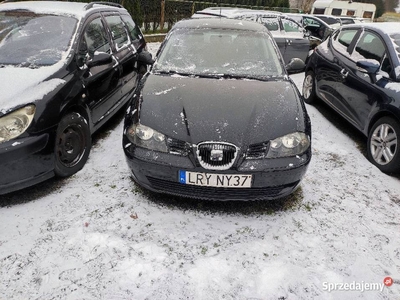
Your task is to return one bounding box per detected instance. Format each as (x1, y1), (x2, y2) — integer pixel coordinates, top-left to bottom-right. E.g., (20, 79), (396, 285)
(0, 105), (35, 144)
(266, 132), (310, 158)
(127, 123), (167, 152)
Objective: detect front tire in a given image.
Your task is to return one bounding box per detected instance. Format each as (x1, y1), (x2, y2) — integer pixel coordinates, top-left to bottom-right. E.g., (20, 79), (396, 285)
(367, 117), (400, 173)
(302, 71), (317, 104)
(54, 112), (91, 177)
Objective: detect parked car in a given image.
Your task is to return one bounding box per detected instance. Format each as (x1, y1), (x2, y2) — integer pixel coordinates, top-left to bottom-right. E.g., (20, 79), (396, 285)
(233, 11), (311, 64)
(0, 1), (152, 194)
(313, 14), (343, 28)
(192, 8), (310, 65)
(303, 23), (400, 173)
(285, 13), (338, 48)
(123, 18), (311, 201)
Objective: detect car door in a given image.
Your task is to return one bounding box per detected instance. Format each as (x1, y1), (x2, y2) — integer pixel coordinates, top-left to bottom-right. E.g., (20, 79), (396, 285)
(302, 16), (329, 41)
(339, 30), (390, 130)
(103, 13), (138, 106)
(77, 14), (121, 126)
(280, 17), (309, 62)
(315, 28), (359, 116)
(259, 16), (287, 61)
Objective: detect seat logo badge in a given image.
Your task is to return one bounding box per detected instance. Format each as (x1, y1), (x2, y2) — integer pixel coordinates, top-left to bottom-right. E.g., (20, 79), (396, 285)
(210, 149), (223, 161)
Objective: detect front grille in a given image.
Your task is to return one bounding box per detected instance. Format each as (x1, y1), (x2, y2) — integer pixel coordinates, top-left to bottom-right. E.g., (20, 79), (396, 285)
(246, 142), (269, 159)
(146, 177), (299, 201)
(196, 142), (238, 170)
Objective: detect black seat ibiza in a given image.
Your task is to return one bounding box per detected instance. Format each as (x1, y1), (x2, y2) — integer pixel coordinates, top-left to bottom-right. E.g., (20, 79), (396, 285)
(0, 1), (151, 194)
(123, 18), (311, 201)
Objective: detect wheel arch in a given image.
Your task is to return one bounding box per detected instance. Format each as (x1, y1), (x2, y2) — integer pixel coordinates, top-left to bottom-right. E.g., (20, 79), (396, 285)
(367, 110), (400, 136)
(59, 102), (93, 134)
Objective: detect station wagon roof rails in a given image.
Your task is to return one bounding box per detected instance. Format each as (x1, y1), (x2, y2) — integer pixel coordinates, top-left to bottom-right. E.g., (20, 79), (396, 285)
(84, 2), (123, 10)
(194, 12), (229, 18)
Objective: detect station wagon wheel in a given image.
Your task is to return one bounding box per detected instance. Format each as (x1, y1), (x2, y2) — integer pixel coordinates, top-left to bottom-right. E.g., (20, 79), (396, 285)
(302, 71), (317, 104)
(55, 112), (91, 177)
(367, 117), (400, 173)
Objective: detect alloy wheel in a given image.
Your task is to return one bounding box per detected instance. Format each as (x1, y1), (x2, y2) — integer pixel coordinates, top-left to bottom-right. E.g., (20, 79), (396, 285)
(303, 74), (314, 100)
(370, 123), (397, 165)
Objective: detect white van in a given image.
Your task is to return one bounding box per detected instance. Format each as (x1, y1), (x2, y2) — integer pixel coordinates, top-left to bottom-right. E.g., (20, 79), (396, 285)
(311, 0), (376, 21)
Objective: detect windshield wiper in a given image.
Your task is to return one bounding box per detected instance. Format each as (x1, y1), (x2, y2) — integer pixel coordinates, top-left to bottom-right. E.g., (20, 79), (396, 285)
(154, 70), (194, 77)
(208, 73), (275, 81)
(154, 70), (280, 82)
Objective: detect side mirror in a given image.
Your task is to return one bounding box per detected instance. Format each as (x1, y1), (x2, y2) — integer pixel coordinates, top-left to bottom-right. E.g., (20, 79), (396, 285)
(86, 52), (112, 68)
(138, 51), (155, 65)
(286, 58), (306, 74)
(356, 59), (380, 74)
(356, 59), (380, 83)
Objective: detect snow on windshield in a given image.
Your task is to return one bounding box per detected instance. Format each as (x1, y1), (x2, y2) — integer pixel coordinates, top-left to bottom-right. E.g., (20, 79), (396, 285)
(154, 28), (283, 77)
(0, 13), (77, 67)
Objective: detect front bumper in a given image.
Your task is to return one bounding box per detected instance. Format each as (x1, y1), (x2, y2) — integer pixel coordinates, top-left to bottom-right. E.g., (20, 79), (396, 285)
(0, 134), (55, 195)
(124, 145), (311, 201)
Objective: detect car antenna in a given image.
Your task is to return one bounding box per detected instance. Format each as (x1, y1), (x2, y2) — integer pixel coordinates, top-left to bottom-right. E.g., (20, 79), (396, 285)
(219, 0), (222, 17)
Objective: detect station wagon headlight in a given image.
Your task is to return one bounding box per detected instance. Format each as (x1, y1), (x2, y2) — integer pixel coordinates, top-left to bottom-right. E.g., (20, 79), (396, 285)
(127, 123), (167, 152)
(0, 105), (35, 144)
(266, 132), (310, 158)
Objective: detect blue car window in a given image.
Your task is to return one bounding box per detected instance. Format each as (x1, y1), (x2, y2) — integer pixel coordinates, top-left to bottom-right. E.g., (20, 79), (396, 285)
(332, 29), (358, 56)
(353, 32), (386, 62)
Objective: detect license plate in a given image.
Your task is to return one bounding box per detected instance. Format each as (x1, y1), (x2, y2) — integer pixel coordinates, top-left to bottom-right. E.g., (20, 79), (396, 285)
(179, 170), (252, 188)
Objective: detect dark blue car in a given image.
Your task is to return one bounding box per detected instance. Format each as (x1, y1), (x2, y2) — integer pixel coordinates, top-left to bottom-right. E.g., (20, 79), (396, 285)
(303, 22), (400, 173)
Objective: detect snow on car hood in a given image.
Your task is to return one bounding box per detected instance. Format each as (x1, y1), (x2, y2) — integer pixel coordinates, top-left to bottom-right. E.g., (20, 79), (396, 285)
(139, 74), (307, 146)
(0, 65), (66, 115)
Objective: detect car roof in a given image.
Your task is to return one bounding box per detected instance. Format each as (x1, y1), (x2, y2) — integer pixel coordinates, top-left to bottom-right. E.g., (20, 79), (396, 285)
(313, 14), (341, 20)
(192, 7), (283, 19)
(344, 22), (400, 36)
(0, 1), (127, 19)
(339, 22), (400, 72)
(173, 17), (271, 33)
(235, 9), (283, 16)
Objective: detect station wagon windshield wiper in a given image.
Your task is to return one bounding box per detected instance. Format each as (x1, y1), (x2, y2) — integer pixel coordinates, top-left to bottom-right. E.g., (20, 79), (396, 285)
(154, 69), (195, 77)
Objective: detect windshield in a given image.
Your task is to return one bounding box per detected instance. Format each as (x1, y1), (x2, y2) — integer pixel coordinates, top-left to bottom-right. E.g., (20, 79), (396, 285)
(0, 10), (77, 67)
(154, 28), (284, 78)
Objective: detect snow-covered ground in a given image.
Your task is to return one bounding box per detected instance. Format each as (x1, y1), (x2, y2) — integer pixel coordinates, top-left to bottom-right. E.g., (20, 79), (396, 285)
(1, 43), (400, 300)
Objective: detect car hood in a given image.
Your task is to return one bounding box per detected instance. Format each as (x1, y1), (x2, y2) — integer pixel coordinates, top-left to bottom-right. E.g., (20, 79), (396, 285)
(0, 64), (66, 115)
(138, 74), (307, 146)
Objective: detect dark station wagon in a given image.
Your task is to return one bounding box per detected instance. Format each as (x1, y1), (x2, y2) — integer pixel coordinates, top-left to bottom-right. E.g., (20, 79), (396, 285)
(0, 1), (152, 194)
